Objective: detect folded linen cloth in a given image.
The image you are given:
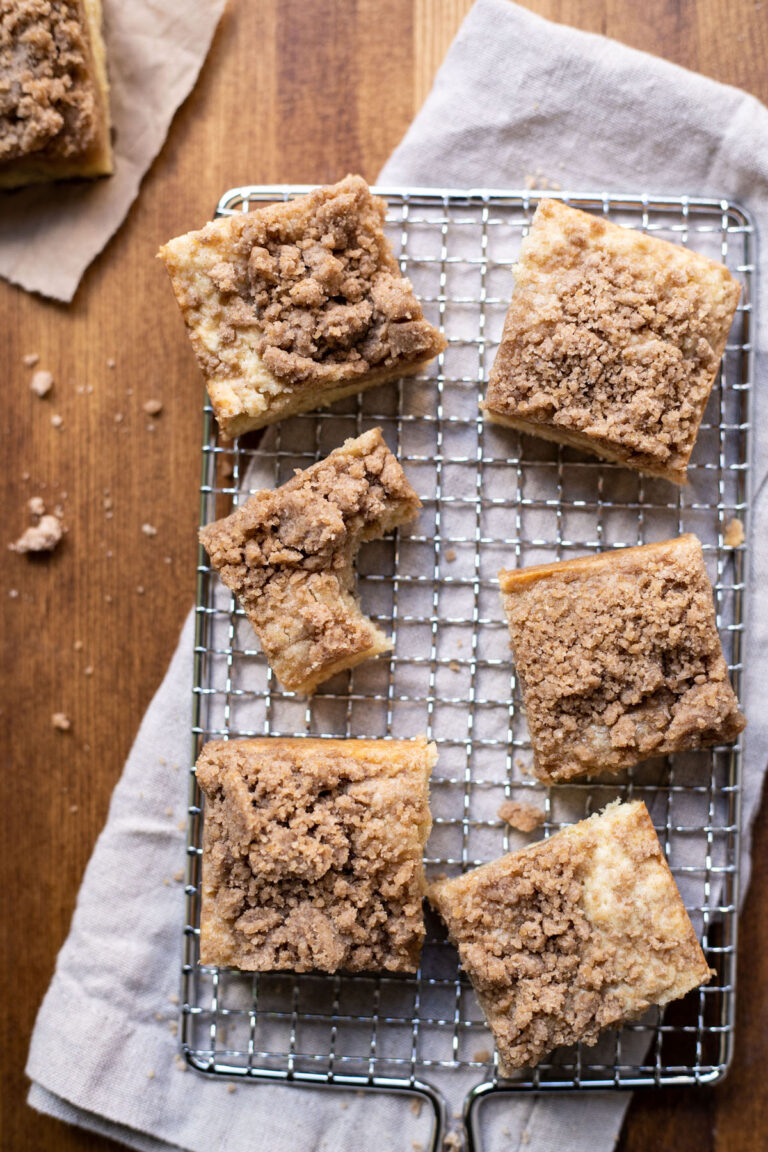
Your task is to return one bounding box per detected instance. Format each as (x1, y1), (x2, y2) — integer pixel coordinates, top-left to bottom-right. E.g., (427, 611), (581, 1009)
(0, 0), (225, 302)
(27, 2), (768, 1151)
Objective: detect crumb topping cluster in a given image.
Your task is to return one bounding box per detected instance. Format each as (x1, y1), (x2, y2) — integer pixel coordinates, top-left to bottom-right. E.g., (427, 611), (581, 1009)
(0, 0), (99, 163)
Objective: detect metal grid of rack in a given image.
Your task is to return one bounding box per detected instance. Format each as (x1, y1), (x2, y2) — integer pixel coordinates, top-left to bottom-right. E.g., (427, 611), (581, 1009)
(181, 187), (753, 1143)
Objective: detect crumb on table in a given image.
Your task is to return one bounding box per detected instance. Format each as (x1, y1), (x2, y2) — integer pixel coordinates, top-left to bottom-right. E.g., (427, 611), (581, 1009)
(10, 513), (63, 554)
(30, 369), (53, 397)
(52, 712), (71, 731)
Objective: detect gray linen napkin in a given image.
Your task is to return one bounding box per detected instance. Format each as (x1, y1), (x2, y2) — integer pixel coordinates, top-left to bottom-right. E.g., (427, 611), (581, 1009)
(26, 2), (768, 1150)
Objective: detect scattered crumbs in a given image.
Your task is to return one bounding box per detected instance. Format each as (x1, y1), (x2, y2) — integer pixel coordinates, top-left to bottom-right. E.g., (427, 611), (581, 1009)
(340, 1100), (348, 1110)
(8, 588), (19, 599)
(227, 1083), (236, 1094)
(143, 398), (163, 416)
(21, 470), (30, 481)
(173, 1053), (187, 1072)
(107, 358), (116, 369)
(173, 869), (184, 883)
(84, 665), (94, 676)
(23, 352), (40, 367)
(147, 423), (156, 432)
(412, 1144), (424, 1152)
(74, 640), (84, 653)
(532, 101), (539, 111)
(138, 791), (144, 799)
(154, 1011), (164, 1021)
(456, 639), (463, 649)
(76, 384), (85, 394)
(473, 1048), (491, 1063)
(158, 756), (167, 765)
(724, 517), (745, 548)
(69, 804), (78, 814)
(105, 593), (113, 603)
(147, 1070), (155, 1080)
(52, 712), (71, 731)
(106, 549), (113, 558)
(501, 1129), (510, 1139)
(445, 548), (456, 562)
(164, 555), (173, 565)
(137, 585), (145, 595)
(114, 412), (124, 424)
(103, 495), (113, 512)
(165, 807), (174, 817)
(31, 369), (53, 397)
(177, 819), (186, 831)
(498, 799), (545, 833)
(85, 384), (93, 394)
(168, 992), (180, 1005)
(521, 1130), (531, 1147)
(172, 763), (180, 772)
(409, 1098), (423, 1118)
(28, 496), (45, 517)
(443, 1133), (463, 1152)
(126, 387), (133, 396)
(163, 878), (170, 887)
(53, 503), (65, 519)
(51, 413), (63, 428)
(448, 660), (461, 674)
(10, 514), (63, 553)
(142, 523), (158, 537)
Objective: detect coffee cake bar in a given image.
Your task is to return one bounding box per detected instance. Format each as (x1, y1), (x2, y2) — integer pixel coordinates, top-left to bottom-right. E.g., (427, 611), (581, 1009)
(429, 800), (711, 1073)
(200, 427), (421, 694)
(484, 199), (740, 483)
(0, 0), (112, 188)
(196, 736), (436, 973)
(500, 534), (745, 783)
(159, 175), (446, 438)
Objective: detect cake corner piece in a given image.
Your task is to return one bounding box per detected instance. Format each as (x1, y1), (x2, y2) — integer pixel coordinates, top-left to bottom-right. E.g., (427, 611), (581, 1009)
(499, 533), (745, 783)
(159, 175), (446, 438)
(196, 735), (436, 973)
(429, 799), (712, 1074)
(484, 198), (740, 483)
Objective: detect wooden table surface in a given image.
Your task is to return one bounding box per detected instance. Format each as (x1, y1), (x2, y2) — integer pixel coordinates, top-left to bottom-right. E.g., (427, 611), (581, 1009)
(2, 2), (767, 1149)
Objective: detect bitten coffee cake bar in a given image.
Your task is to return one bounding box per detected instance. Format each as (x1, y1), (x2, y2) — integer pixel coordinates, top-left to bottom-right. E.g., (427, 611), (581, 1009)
(159, 175), (446, 438)
(0, 0), (112, 188)
(484, 199), (740, 483)
(429, 800), (711, 1073)
(196, 736), (436, 973)
(200, 427), (421, 694)
(500, 534), (745, 783)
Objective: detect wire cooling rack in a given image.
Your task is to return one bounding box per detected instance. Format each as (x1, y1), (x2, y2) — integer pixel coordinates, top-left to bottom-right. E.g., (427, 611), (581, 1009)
(182, 187), (754, 1150)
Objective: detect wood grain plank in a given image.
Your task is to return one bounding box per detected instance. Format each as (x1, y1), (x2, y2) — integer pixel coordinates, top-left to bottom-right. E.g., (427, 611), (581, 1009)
(2, 2), (767, 1150)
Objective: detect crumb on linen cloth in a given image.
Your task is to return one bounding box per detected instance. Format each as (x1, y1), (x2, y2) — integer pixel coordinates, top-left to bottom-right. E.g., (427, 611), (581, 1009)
(498, 798), (545, 832)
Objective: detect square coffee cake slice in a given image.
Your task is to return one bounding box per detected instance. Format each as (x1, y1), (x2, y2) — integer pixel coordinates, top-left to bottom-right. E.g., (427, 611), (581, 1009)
(159, 175), (446, 438)
(200, 427), (421, 694)
(484, 199), (740, 483)
(196, 736), (436, 973)
(500, 534), (745, 783)
(429, 800), (711, 1073)
(0, 0), (112, 188)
